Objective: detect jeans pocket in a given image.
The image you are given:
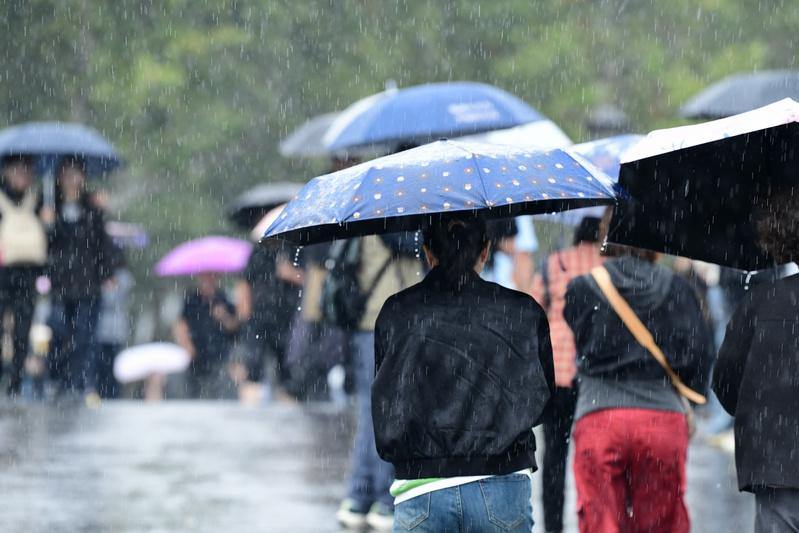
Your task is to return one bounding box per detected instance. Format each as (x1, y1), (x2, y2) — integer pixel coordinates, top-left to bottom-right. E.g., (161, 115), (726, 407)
(479, 475), (532, 531)
(395, 493), (431, 530)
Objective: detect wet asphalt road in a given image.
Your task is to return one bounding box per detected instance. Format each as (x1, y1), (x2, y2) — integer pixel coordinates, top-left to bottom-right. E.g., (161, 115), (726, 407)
(0, 400), (752, 532)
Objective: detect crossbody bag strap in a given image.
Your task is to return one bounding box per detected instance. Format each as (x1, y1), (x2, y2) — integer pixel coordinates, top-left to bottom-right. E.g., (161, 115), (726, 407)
(590, 266), (706, 405)
(364, 256), (393, 299)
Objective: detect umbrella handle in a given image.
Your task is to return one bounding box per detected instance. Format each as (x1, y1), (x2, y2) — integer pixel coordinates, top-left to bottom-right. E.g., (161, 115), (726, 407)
(42, 171), (55, 218)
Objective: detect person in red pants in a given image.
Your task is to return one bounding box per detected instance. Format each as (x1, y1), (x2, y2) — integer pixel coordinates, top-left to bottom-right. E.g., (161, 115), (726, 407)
(564, 238), (713, 532)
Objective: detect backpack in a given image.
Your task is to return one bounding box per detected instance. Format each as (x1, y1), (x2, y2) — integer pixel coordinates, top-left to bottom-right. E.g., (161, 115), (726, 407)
(0, 188), (47, 266)
(321, 238), (392, 330)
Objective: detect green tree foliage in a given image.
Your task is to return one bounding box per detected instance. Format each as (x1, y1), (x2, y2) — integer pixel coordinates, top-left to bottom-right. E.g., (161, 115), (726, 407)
(1, 0), (796, 278)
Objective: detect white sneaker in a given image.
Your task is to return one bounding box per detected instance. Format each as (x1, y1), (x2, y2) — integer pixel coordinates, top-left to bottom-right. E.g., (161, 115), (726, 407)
(365, 502), (394, 531)
(336, 499), (368, 529)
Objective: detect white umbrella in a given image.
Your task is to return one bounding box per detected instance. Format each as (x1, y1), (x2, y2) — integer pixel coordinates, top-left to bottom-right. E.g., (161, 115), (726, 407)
(113, 342), (191, 384)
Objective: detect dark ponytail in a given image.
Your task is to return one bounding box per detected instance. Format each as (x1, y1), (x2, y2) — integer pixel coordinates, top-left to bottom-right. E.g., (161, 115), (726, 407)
(423, 214), (488, 285)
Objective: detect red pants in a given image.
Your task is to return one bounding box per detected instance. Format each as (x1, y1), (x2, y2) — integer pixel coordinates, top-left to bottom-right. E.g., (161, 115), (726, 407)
(572, 408), (690, 533)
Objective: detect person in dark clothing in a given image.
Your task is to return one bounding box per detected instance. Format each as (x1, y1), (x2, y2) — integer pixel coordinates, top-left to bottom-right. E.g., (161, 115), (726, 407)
(564, 244), (714, 533)
(0, 155), (52, 396)
(712, 191), (799, 533)
(173, 273), (239, 399)
(531, 216), (604, 533)
(47, 156), (114, 395)
(373, 214), (554, 532)
(234, 243), (301, 390)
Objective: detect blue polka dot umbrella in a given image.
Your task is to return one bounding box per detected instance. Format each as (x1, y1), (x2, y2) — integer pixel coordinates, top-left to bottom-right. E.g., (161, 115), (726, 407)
(263, 140), (616, 245)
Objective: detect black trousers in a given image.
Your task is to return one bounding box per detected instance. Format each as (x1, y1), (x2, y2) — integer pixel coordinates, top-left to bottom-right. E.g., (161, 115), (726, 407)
(542, 384), (579, 533)
(0, 268), (38, 396)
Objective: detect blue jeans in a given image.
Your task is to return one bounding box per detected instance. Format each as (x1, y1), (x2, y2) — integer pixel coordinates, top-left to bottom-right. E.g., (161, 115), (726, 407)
(394, 474), (533, 532)
(48, 297), (99, 393)
(346, 331), (395, 510)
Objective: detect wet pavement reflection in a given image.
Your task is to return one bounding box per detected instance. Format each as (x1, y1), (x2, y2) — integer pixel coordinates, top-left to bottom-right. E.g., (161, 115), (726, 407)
(0, 401), (751, 532)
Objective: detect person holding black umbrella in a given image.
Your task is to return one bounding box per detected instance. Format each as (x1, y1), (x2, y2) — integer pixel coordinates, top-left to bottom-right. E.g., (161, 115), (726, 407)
(712, 190), (799, 532)
(372, 214), (554, 531)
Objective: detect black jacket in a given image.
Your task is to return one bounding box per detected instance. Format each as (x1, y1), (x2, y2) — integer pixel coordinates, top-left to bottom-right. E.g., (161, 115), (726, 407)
(712, 273), (799, 492)
(372, 267), (555, 479)
(48, 194), (114, 300)
(564, 256), (713, 392)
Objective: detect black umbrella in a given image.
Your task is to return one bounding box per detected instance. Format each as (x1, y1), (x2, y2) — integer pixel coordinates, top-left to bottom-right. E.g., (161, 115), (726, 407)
(681, 70), (799, 119)
(227, 182), (303, 229)
(609, 98), (799, 271)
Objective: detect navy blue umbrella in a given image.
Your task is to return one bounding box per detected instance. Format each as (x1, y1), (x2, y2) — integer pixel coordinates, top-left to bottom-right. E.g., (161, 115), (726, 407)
(323, 82), (545, 152)
(263, 140), (616, 245)
(0, 122), (123, 176)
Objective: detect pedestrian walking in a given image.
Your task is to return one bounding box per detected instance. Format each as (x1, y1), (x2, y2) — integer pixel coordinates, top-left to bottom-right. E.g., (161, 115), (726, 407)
(47, 156), (114, 395)
(334, 234), (421, 531)
(372, 214), (554, 532)
(92, 244), (133, 399)
(172, 273), (240, 399)
(531, 215), (604, 533)
(0, 155), (51, 397)
(234, 243), (301, 398)
(564, 237), (713, 533)
(712, 190), (799, 533)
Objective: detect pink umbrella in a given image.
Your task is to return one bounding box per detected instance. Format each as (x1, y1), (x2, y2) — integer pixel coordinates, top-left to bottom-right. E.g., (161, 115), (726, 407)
(155, 236), (253, 277)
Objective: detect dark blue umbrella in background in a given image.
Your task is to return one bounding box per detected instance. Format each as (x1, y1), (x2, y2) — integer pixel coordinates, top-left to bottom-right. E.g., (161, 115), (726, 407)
(609, 98), (799, 271)
(0, 121), (123, 206)
(322, 82), (547, 152)
(263, 139), (616, 245)
(681, 70), (799, 120)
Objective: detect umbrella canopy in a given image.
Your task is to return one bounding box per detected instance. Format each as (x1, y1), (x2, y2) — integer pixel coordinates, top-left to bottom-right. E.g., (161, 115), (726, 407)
(323, 82), (545, 151)
(681, 70), (799, 120)
(541, 134), (643, 225)
(155, 236), (253, 276)
(279, 112), (341, 157)
(0, 121), (123, 176)
(226, 182), (303, 229)
(263, 139), (616, 246)
(113, 342), (190, 383)
(608, 98), (799, 271)
(456, 120), (572, 150)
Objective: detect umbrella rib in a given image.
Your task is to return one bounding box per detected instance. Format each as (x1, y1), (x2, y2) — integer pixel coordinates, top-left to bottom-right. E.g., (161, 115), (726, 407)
(449, 141), (491, 208)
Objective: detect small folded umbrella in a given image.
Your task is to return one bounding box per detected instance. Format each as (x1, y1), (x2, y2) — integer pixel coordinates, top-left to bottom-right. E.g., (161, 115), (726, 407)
(323, 81), (546, 152)
(155, 236), (253, 276)
(681, 70), (799, 120)
(105, 221), (149, 249)
(227, 182), (303, 229)
(608, 98), (799, 270)
(543, 134), (643, 225)
(113, 342), (190, 384)
(263, 139), (616, 245)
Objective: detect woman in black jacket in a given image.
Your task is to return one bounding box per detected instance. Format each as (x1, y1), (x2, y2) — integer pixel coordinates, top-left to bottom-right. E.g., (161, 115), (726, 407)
(47, 156), (114, 394)
(712, 191), (799, 532)
(372, 214), (554, 532)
